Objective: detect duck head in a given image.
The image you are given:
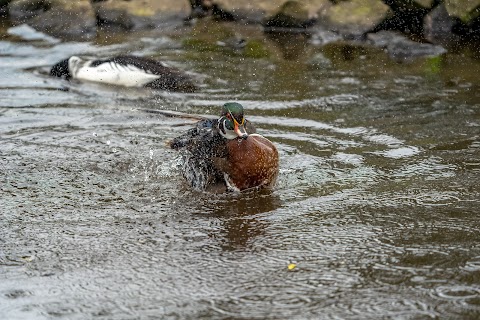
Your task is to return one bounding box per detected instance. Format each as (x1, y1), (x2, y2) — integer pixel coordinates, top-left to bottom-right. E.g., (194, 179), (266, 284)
(217, 102), (248, 140)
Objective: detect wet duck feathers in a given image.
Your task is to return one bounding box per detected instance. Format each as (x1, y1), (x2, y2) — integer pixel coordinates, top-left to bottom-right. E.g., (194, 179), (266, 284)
(50, 55), (196, 92)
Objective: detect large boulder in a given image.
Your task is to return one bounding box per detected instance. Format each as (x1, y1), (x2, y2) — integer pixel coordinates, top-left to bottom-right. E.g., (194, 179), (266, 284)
(93, 0), (190, 30)
(263, 0), (317, 29)
(317, 0), (388, 35)
(445, 0), (480, 23)
(424, 2), (463, 46)
(192, 0), (388, 34)
(206, 0), (328, 23)
(8, 0), (96, 40)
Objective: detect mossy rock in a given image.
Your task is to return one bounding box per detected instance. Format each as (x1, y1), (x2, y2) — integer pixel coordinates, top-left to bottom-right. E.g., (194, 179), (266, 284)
(445, 0), (480, 23)
(319, 0), (389, 33)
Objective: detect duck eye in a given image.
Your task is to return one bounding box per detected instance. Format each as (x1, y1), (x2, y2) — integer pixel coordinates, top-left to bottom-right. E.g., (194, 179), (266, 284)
(224, 118), (234, 130)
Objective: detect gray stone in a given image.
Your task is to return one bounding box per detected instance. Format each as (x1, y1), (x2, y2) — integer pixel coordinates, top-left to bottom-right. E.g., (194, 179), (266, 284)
(445, 0), (480, 23)
(368, 30), (447, 61)
(9, 0), (96, 40)
(424, 3), (463, 47)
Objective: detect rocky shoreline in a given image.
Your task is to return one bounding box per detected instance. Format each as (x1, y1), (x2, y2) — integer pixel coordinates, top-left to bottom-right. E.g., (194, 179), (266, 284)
(0, 0), (478, 57)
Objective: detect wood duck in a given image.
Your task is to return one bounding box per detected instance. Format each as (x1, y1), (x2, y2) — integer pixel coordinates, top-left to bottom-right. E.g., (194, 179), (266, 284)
(169, 102), (279, 192)
(50, 55), (196, 92)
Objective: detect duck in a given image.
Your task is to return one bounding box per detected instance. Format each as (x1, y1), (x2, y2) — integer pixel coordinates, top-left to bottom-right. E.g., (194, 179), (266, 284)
(169, 102), (279, 192)
(50, 55), (196, 92)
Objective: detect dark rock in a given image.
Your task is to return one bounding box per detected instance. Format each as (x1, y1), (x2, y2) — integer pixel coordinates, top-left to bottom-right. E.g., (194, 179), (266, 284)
(185, 0), (236, 23)
(367, 0), (441, 39)
(263, 1), (316, 31)
(424, 3), (463, 47)
(8, 0), (96, 40)
(368, 30), (447, 61)
(0, 0), (13, 15)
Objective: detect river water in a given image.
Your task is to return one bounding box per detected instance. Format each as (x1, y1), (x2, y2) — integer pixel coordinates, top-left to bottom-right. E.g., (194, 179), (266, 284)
(1, 19), (479, 319)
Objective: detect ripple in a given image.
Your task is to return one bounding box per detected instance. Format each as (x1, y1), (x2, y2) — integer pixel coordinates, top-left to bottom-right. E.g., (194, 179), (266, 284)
(190, 95), (360, 110)
(464, 257), (480, 272)
(373, 146), (421, 159)
(331, 152), (364, 165)
(435, 286), (480, 300)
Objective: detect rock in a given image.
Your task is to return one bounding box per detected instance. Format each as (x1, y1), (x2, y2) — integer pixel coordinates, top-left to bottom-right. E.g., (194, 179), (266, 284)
(264, 1), (316, 30)
(93, 0), (189, 30)
(366, 0), (439, 39)
(424, 3), (463, 47)
(210, 0), (327, 24)
(445, 0), (480, 23)
(0, 0), (12, 16)
(307, 52), (332, 69)
(0, 0), (13, 10)
(8, 0), (96, 40)
(317, 0), (389, 36)
(367, 30), (447, 61)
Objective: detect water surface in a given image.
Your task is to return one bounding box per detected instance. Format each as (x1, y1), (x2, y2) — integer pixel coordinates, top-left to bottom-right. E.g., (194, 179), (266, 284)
(1, 20), (480, 319)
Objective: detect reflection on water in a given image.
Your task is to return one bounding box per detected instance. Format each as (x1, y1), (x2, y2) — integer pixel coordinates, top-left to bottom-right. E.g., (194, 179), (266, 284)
(1, 19), (480, 319)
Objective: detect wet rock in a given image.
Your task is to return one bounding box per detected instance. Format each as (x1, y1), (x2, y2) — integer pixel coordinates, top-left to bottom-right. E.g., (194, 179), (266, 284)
(445, 0), (480, 24)
(263, 1), (317, 30)
(424, 3), (463, 47)
(0, 0), (12, 15)
(316, 0), (388, 36)
(366, 0), (439, 39)
(307, 52), (332, 69)
(8, 0), (96, 40)
(186, 0), (236, 22)
(93, 0), (189, 30)
(367, 30), (447, 61)
(207, 0), (326, 24)
(309, 27), (342, 46)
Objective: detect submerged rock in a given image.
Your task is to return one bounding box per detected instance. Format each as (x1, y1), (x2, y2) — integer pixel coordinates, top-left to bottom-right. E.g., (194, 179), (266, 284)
(8, 0), (96, 40)
(368, 30), (447, 61)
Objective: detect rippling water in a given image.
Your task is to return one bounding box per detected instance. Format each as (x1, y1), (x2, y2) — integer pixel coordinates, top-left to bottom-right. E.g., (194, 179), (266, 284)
(1, 20), (480, 319)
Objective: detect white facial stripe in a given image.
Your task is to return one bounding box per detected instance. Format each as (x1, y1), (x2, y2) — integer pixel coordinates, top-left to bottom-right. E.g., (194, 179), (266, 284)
(218, 118), (239, 140)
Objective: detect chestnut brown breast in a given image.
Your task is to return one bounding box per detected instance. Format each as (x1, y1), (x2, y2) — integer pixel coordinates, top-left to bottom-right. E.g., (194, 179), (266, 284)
(224, 134), (279, 191)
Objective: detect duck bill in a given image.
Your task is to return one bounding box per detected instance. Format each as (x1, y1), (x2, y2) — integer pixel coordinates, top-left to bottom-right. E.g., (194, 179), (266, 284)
(234, 122), (248, 139)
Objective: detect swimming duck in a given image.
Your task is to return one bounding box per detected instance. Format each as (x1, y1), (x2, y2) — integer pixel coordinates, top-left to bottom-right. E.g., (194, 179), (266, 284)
(50, 55), (196, 92)
(169, 102), (279, 192)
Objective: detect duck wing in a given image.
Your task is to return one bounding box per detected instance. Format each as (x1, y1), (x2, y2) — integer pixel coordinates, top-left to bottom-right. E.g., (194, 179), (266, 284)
(90, 55), (197, 92)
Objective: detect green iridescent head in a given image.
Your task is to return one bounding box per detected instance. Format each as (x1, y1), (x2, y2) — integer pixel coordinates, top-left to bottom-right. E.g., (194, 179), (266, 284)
(218, 102), (247, 139)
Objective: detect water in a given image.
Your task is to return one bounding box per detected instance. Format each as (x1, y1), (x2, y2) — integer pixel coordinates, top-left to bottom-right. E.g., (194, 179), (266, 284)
(1, 20), (480, 319)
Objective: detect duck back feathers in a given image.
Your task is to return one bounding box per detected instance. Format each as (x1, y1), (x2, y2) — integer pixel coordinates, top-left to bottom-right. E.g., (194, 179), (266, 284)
(50, 55), (196, 92)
